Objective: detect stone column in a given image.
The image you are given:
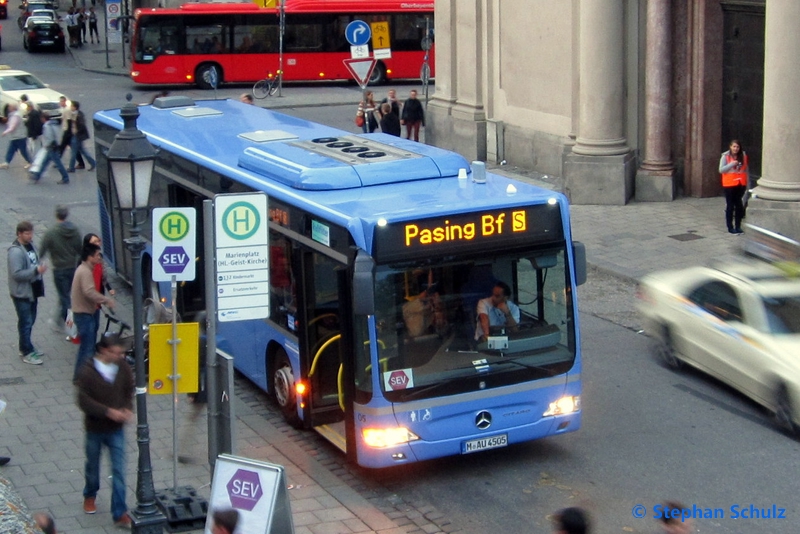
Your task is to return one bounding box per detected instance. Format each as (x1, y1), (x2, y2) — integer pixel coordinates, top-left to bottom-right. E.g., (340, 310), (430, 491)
(426, 0), (487, 162)
(565, 0), (635, 204)
(749, 0), (800, 239)
(635, 0), (676, 201)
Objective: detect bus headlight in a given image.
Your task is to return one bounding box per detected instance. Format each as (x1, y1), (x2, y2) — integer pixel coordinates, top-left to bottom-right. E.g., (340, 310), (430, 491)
(362, 427), (419, 448)
(543, 396), (580, 417)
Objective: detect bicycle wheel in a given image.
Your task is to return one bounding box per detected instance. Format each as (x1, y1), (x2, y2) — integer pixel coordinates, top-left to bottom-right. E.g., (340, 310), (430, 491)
(268, 79), (279, 96)
(253, 79), (270, 99)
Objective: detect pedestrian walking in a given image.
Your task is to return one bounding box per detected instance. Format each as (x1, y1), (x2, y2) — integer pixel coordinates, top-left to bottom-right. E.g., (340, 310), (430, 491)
(59, 96), (85, 169)
(39, 206), (82, 323)
(379, 102), (401, 137)
(75, 333), (133, 529)
(21, 95), (43, 156)
(7, 221), (47, 365)
(83, 233), (114, 344)
(552, 507), (590, 534)
(239, 93), (254, 104)
(88, 7), (99, 44)
(400, 90), (425, 142)
(67, 101), (96, 173)
(0, 103), (32, 169)
(71, 243), (115, 381)
(29, 111), (70, 184)
(719, 139), (749, 235)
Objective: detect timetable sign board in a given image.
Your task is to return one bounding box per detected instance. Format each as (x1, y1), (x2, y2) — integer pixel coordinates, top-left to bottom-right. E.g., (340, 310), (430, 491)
(214, 193), (269, 322)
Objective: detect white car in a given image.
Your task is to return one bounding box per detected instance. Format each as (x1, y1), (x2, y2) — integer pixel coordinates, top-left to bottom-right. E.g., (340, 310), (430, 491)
(637, 259), (800, 436)
(0, 66), (65, 117)
(29, 9), (58, 21)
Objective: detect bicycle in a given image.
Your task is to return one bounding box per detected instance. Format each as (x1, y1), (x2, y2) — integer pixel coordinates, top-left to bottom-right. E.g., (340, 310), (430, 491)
(252, 71), (281, 99)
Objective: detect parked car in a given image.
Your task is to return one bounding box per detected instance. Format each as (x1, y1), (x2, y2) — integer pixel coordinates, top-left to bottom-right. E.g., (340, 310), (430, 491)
(0, 66), (65, 117)
(638, 259), (800, 437)
(17, 0), (54, 30)
(23, 18), (63, 52)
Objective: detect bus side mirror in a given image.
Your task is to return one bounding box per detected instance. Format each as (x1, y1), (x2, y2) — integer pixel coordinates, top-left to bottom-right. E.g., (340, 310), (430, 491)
(353, 249), (375, 315)
(572, 241), (587, 286)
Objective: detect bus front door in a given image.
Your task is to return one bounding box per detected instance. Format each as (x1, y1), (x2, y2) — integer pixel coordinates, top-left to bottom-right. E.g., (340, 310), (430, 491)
(298, 249), (354, 452)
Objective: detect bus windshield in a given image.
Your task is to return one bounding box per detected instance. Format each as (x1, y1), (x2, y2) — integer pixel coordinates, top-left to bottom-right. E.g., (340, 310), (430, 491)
(360, 247), (575, 402)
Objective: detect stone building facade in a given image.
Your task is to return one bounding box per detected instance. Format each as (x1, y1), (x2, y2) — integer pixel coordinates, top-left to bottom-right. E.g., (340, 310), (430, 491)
(427, 0), (798, 238)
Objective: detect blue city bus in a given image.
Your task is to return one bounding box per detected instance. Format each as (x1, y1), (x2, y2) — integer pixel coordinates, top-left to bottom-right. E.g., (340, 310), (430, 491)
(93, 97), (586, 468)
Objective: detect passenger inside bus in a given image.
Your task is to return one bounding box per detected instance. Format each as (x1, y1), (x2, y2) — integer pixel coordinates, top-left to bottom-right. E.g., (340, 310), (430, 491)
(401, 269), (448, 341)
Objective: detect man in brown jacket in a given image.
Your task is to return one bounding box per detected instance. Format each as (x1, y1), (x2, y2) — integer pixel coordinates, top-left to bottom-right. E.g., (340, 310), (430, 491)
(71, 243), (115, 382)
(76, 334), (133, 529)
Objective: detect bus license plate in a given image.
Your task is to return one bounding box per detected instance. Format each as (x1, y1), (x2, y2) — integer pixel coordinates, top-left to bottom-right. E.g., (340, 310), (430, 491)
(462, 434), (508, 454)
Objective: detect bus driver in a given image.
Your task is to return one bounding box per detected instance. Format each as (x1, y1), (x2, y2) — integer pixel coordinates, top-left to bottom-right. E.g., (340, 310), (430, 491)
(475, 281), (519, 342)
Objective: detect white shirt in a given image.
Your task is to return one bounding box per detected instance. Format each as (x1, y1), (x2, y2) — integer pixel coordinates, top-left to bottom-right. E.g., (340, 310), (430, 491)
(474, 297), (520, 340)
(93, 358), (119, 383)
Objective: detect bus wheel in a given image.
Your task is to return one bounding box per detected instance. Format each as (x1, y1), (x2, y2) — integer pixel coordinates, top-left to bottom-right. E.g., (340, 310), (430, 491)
(368, 62), (386, 85)
(196, 63), (221, 90)
(272, 349), (300, 426)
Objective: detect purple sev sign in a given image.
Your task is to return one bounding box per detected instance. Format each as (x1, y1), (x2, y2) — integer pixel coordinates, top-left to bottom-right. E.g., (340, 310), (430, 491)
(226, 469), (263, 511)
(208, 454), (294, 533)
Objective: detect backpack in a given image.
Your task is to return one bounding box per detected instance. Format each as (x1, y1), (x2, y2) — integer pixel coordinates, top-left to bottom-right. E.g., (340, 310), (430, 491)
(26, 108), (43, 138)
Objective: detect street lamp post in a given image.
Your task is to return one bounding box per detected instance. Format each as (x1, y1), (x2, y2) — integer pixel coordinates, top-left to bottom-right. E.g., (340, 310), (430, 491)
(106, 94), (166, 534)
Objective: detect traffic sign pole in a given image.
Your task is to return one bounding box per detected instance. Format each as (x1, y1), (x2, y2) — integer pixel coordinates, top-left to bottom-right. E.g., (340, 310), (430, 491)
(170, 275), (180, 490)
(203, 199), (221, 470)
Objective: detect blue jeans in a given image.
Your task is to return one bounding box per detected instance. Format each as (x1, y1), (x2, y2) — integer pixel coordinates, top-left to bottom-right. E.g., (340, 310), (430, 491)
(73, 312), (96, 380)
(53, 267), (75, 322)
(32, 148), (68, 182)
(5, 138), (31, 165)
(69, 135), (96, 171)
(12, 297), (38, 355)
(84, 428), (127, 521)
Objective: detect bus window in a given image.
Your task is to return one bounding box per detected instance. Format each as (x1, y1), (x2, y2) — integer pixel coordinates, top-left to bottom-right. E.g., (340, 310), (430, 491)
(234, 23), (278, 54)
(372, 250), (575, 402)
(284, 15), (325, 52)
(269, 234), (296, 331)
(135, 18), (178, 61)
(393, 14), (431, 51)
(186, 23), (229, 54)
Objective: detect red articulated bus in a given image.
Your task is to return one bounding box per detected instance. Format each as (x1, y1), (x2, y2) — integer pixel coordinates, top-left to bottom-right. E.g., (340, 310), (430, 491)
(130, 0), (434, 88)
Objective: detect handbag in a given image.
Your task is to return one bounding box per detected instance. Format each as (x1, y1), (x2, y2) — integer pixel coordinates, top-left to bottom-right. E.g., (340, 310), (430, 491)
(355, 114), (365, 127)
(65, 309), (80, 344)
(28, 147), (48, 175)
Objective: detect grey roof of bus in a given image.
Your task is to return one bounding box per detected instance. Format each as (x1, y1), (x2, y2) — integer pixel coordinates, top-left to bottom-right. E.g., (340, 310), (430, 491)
(93, 99), (567, 231)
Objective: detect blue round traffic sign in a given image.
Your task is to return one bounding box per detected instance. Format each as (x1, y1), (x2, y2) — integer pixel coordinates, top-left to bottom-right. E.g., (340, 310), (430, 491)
(345, 20), (371, 46)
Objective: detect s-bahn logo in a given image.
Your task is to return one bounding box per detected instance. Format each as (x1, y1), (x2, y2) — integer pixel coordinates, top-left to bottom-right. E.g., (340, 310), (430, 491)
(221, 201), (261, 240)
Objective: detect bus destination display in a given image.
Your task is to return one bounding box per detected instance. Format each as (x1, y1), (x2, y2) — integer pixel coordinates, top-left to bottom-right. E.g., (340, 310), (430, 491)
(374, 205), (563, 262)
